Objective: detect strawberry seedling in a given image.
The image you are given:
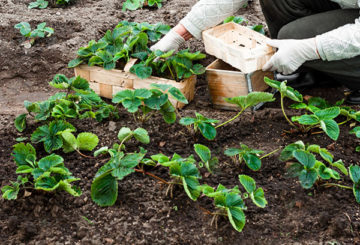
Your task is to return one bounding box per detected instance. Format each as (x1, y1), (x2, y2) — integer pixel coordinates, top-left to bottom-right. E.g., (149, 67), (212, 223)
(91, 127), (150, 206)
(1, 143), (81, 200)
(224, 144), (264, 171)
(280, 141), (347, 189)
(202, 174), (267, 232)
(223, 16), (265, 34)
(194, 144), (219, 174)
(179, 112), (219, 140)
(217, 92), (275, 128)
(68, 21), (170, 69)
(151, 153), (202, 200)
(14, 22), (54, 47)
(112, 84), (187, 123)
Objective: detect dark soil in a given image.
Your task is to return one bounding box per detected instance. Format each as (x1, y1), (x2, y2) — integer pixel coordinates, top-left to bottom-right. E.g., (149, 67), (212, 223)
(1, 0), (360, 244)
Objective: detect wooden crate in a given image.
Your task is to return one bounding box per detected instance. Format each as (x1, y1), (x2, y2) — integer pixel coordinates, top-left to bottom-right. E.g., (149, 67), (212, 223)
(74, 59), (196, 109)
(206, 59), (274, 110)
(202, 22), (274, 73)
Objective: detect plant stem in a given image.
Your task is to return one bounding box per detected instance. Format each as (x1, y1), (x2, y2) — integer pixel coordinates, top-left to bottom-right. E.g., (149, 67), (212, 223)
(338, 118), (351, 126)
(323, 183), (352, 190)
(260, 148), (280, 159)
(167, 62), (177, 82)
(135, 168), (169, 184)
(76, 150), (96, 159)
(215, 108), (245, 128)
(281, 95), (297, 128)
(118, 134), (132, 152)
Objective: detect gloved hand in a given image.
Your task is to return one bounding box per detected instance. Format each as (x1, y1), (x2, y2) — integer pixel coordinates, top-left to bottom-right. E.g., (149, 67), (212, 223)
(150, 29), (186, 52)
(262, 38), (320, 75)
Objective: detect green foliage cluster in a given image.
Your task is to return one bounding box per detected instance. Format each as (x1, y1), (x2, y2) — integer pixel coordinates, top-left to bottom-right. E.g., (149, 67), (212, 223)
(68, 21), (206, 81)
(91, 127), (150, 206)
(202, 175), (267, 232)
(223, 15), (265, 35)
(68, 21), (171, 70)
(1, 143), (81, 200)
(130, 49), (206, 81)
(29, 0), (74, 8)
(264, 77), (360, 141)
(179, 92), (275, 140)
(280, 141), (347, 189)
(112, 84), (188, 123)
(122, 0), (163, 11)
(349, 127), (360, 152)
(14, 22), (54, 46)
(225, 143), (264, 171)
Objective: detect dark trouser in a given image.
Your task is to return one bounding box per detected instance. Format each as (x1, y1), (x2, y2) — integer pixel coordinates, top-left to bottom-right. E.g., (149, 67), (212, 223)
(259, 0), (360, 90)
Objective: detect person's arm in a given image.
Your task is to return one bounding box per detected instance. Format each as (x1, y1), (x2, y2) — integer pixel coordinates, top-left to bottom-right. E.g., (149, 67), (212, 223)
(151, 0), (248, 52)
(316, 18), (360, 61)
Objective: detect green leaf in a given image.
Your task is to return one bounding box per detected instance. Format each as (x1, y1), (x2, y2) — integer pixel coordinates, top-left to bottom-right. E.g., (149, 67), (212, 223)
(286, 162), (304, 178)
(120, 153), (144, 168)
(250, 188), (267, 208)
(179, 117), (196, 126)
(182, 176), (201, 201)
(14, 22), (31, 36)
(71, 76), (90, 91)
(117, 127), (133, 142)
(194, 144), (211, 163)
(320, 119), (339, 141)
(12, 143), (36, 166)
(68, 58), (83, 68)
(332, 160), (348, 176)
(198, 122), (216, 140)
(244, 92), (275, 108)
(243, 153), (261, 171)
(293, 150), (316, 169)
(349, 165), (360, 184)
(279, 141), (305, 161)
(77, 132), (99, 151)
(159, 101), (176, 124)
(94, 146), (109, 157)
(350, 127), (360, 138)
(314, 107), (340, 120)
(133, 128), (150, 144)
(38, 154), (63, 171)
(319, 148), (333, 163)
(91, 171), (118, 207)
(264, 77), (281, 90)
(293, 114), (319, 125)
(15, 114), (27, 132)
(16, 165), (34, 174)
(1, 184), (20, 200)
(61, 131), (78, 153)
(224, 148), (242, 157)
(299, 169), (318, 189)
(238, 174), (256, 193)
(353, 184), (360, 203)
(130, 64), (152, 79)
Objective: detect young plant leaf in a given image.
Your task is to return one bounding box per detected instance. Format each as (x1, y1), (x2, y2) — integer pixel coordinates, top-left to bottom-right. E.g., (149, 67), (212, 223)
(91, 170), (118, 207)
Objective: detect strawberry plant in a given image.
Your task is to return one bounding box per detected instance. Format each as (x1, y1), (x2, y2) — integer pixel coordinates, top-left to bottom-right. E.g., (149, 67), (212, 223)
(112, 84), (187, 123)
(179, 112), (219, 140)
(14, 22), (54, 47)
(280, 141), (347, 189)
(194, 144), (219, 174)
(202, 174), (267, 232)
(68, 21), (170, 69)
(91, 127), (157, 206)
(14, 74), (118, 132)
(151, 153), (202, 200)
(1, 143), (81, 200)
(28, 0), (48, 9)
(122, 0), (163, 11)
(216, 92), (275, 128)
(349, 127), (360, 152)
(130, 49), (206, 81)
(60, 131), (99, 155)
(224, 144), (264, 171)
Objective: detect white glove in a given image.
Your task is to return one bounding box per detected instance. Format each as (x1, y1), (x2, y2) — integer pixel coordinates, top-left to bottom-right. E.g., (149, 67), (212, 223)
(262, 38), (320, 75)
(150, 29), (185, 52)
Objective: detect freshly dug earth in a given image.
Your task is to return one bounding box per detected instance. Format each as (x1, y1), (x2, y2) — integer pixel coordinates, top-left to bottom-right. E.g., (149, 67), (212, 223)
(1, 0), (360, 244)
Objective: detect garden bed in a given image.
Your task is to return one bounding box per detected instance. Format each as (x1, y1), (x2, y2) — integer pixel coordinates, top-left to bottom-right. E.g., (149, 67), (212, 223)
(1, 0), (360, 244)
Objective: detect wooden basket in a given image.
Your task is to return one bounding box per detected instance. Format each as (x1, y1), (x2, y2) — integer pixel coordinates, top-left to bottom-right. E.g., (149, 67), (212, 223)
(74, 59), (197, 109)
(206, 59), (274, 110)
(202, 22), (274, 73)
